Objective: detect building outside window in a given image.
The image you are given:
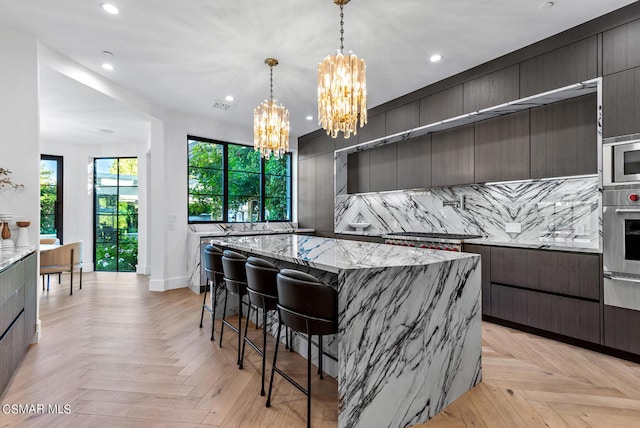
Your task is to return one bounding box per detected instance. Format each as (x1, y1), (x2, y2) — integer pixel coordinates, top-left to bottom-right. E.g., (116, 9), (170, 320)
(188, 136), (291, 223)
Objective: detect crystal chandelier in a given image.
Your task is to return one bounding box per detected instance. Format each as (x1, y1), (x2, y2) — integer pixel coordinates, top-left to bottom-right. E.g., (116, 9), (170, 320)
(318, 0), (367, 139)
(254, 58), (290, 159)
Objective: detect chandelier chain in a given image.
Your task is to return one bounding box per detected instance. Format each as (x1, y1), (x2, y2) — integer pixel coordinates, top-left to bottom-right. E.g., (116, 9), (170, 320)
(339, 3), (344, 52)
(269, 65), (274, 101)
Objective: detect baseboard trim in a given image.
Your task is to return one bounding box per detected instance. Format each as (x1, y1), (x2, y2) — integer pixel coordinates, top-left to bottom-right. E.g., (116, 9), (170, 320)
(149, 276), (188, 292)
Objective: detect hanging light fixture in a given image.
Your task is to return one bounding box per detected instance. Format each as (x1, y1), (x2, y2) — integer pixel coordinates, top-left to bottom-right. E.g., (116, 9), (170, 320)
(318, 0), (367, 139)
(254, 58), (290, 159)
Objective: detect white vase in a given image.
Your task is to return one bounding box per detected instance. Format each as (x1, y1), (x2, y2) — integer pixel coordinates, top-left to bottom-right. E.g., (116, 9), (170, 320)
(16, 226), (29, 247)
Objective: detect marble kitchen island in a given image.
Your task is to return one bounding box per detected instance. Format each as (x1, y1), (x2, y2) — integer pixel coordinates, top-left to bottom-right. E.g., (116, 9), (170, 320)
(209, 234), (481, 428)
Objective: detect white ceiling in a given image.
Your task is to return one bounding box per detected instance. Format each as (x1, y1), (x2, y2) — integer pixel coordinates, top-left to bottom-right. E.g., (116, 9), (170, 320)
(0, 0), (636, 145)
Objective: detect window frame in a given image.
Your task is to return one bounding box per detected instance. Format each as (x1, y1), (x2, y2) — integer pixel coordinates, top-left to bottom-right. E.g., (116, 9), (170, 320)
(187, 135), (292, 224)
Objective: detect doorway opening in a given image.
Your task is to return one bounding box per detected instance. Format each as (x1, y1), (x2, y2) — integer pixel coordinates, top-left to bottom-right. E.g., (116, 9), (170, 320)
(94, 157), (138, 272)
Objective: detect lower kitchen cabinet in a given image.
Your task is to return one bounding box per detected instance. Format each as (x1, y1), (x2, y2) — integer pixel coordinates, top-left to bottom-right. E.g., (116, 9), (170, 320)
(463, 244), (491, 316)
(491, 283), (600, 343)
(604, 305), (640, 355)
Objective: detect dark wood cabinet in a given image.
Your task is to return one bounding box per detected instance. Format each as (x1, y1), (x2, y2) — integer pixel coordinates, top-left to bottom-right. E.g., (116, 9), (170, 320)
(603, 18), (640, 76)
(347, 151), (370, 194)
(530, 94), (597, 178)
(298, 132), (335, 161)
(604, 305), (640, 354)
(431, 124), (475, 187)
(491, 247), (600, 301)
(297, 157), (316, 229)
(603, 68), (640, 138)
(491, 283), (600, 343)
(357, 113), (386, 145)
(369, 143), (398, 192)
(474, 110), (530, 183)
(420, 85), (464, 126)
(520, 36), (598, 97)
(315, 153), (336, 234)
(463, 65), (519, 113)
(463, 244), (491, 316)
(397, 135), (431, 190)
(385, 101), (419, 135)
(23, 253), (37, 347)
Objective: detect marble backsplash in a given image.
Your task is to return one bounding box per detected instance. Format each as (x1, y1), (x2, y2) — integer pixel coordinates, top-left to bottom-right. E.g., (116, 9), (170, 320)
(335, 175), (600, 249)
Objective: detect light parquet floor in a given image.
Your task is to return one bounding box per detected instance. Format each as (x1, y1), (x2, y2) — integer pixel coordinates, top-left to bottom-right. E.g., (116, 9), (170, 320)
(2, 272), (640, 427)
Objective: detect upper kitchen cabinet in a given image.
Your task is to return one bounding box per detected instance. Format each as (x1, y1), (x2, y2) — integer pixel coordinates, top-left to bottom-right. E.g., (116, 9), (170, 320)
(385, 102), (419, 135)
(431, 124), (474, 187)
(463, 65), (519, 113)
(419, 86), (464, 126)
(298, 132), (335, 161)
(397, 135), (431, 190)
(357, 113), (386, 144)
(603, 67), (640, 137)
(299, 153), (335, 235)
(520, 36), (598, 97)
(474, 110), (530, 183)
(603, 18), (640, 75)
(369, 143), (398, 192)
(347, 151), (370, 194)
(530, 94), (597, 178)
(297, 157), (317, 229)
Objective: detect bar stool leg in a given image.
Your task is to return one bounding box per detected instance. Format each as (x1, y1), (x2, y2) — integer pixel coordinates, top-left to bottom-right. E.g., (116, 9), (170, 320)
(306, 332), (312, 428)
(219, 288), (229, 347)
(199, 279), (209, 328)
(210, 277), (218, 341)
(266, 322), (282, 408)
(260, 307), (268, 396)
(318, 335), (323, 379)
(237, 294), (243, 366)
(240, 301), (253, 370)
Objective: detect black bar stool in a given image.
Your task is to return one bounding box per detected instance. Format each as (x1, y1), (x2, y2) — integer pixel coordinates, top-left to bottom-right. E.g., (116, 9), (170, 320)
(199, 245), (224, 341)
(220, 249), (248, 365)
(240, 256), (280, 396)
(266, 269), (338, 428)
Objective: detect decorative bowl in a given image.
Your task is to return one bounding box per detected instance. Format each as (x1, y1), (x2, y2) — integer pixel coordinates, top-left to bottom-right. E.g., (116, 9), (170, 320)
(16, 221), (31, 228)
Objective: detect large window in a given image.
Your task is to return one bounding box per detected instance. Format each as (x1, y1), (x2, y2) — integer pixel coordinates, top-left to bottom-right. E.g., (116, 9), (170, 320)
(188, 136), (291, 223)
(40, 155), (63, 242)
(94, 158), (138, 272)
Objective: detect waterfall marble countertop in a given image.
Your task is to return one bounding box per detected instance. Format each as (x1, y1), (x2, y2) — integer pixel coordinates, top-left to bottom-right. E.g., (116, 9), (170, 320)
(210, 233), (476, 273)
(0, 247), (36, 273)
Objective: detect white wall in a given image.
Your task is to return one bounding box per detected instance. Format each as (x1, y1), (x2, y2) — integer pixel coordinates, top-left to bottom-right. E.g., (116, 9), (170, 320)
(0, 30), (40, 245)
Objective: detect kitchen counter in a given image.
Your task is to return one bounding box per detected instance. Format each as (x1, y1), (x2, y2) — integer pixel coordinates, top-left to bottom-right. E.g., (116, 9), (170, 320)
(210, 234), (481, 428)
(0, 246), (36, 273)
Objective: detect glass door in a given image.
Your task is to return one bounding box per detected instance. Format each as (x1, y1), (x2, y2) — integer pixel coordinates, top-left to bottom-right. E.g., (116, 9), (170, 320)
(40, 155), (63, 243)
(94, 158), (138, 272)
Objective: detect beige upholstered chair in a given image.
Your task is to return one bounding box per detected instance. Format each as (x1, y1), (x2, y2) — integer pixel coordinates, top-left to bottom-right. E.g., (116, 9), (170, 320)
(40, 241), (83, 295)
(39, 237), (60, 245)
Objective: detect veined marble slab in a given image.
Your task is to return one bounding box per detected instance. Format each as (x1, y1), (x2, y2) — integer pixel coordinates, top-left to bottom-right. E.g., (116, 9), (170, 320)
(0, 247), (36, 273)
(210, 234), (481, 428)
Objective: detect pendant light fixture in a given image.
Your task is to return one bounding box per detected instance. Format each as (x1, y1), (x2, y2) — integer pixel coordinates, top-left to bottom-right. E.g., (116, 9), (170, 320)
(254, 58), (290, 159)
(317, 0), (367, 139)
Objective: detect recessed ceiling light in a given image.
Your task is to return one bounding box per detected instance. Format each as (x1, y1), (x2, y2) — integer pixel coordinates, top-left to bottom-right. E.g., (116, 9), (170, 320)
(101, 51), (114, 70)
(101, 3), (119, 15)
(430, 54), (442, 63)
(539, 2), (554, 9)
(225, 95), (234, 102)
(306, 115), (313, 121)
(102, 62), (114, 71)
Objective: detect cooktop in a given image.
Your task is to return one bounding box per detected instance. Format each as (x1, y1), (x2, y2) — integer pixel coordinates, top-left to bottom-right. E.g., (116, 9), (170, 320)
(386, 232), (483, 240)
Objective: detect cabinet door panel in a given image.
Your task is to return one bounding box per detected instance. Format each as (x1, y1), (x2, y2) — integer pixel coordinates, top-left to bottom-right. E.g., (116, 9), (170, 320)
(23, 253), (37, 346)
(298, 133), (335, 161)
(603, 68), (640, 138)
(385, 102), (419, 135)
(530, 94), (597, 178)
(474, 110), (530, 183)
(357, 113), (386, 144)
(520, 36), (598, 97)
(431, 124), (475, 187)
(297, 158), (316, 230)
(316, 153), (336, 234)
(604, 305), (640, 354)
(397, 135), (431, 190)
(347, 151), (370, 194)
(463, 65), (519, 113)
(420, 86), (464, 126)
(603, 19), (640, 75)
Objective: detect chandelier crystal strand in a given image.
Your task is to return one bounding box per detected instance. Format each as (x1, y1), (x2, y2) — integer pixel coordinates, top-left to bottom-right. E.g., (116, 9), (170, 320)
(254, 58), (289, 159)
(317, 0), (367, 139)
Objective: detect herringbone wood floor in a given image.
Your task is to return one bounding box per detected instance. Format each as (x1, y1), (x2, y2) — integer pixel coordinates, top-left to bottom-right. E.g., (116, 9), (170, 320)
(2, 272), (640, 427)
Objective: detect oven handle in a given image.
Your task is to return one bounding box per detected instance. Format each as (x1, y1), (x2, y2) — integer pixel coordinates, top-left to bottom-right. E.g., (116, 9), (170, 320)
(608, 275), (640, 284)
(615, 208), (640, 214)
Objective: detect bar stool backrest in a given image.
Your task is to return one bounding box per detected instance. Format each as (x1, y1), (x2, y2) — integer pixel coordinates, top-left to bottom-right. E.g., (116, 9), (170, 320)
(276, 269), (338, 336)
(204, 245), (224, 283)
(222, 250), (248, 294)
(245, 257), (279, 311)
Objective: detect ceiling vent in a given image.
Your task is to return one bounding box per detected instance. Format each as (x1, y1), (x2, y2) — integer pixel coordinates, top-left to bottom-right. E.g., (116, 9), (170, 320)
(212, 100), (232, 110)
